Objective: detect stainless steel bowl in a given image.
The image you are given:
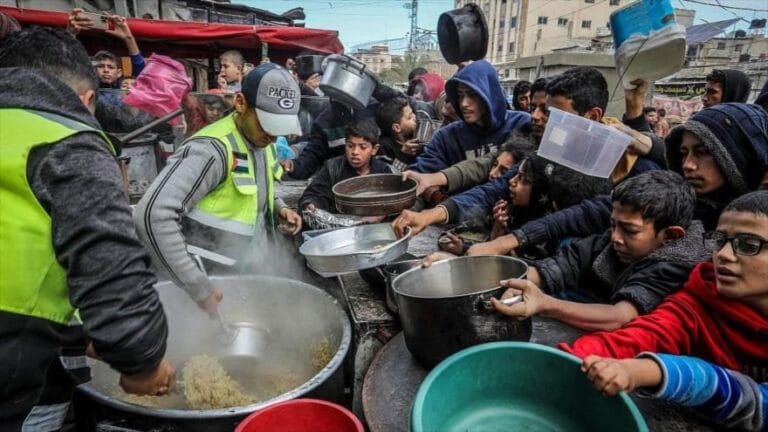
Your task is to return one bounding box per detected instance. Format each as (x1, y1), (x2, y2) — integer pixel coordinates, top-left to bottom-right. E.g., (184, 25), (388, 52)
(299, 223), (411, 274)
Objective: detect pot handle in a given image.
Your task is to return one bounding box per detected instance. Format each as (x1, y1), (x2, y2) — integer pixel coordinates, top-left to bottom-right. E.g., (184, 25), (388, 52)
(342, 55), (368, 75)
(480, 294), (523, 311)
(359, 225), (412, 258)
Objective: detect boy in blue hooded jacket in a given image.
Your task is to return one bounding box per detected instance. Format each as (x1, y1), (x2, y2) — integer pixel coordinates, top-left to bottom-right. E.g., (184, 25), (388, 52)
(410, 60), (530, 174)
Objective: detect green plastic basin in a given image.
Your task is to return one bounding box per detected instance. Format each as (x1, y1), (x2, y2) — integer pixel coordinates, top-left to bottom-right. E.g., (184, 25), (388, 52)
(412, 342), (648, 432)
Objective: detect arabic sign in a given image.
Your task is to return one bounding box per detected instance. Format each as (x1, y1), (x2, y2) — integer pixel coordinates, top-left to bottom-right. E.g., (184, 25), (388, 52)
(654, 82), (706, 98)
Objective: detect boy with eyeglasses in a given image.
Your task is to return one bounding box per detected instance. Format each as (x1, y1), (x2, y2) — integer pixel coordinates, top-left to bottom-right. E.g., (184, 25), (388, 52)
(560, 191), (768, 431)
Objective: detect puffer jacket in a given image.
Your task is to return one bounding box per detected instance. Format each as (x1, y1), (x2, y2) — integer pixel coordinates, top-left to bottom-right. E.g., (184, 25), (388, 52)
(533, 221), (709, 314)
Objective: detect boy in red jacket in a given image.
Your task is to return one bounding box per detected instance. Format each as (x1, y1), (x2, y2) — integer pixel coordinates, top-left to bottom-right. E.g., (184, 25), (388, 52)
(559, 191), (768, 429)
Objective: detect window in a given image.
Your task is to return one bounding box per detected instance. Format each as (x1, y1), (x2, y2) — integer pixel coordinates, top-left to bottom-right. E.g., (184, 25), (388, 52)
(609, 0), (620, 5)
(509, 42), (516, 53)
(734, 44), (743, 52)
(582, 20), (592, 29)
(500, 19), (505, 28)
(717, 42), (726, 50)
(538, 16), (548, 25)
(497, 44), (503, 53)
(510, 16), (517, 28)
(585, 0), (595, 3)
(558, 17), (568, 27)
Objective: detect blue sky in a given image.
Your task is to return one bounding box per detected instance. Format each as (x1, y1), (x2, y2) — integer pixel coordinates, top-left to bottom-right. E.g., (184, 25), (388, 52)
(243, 0), (767, 52)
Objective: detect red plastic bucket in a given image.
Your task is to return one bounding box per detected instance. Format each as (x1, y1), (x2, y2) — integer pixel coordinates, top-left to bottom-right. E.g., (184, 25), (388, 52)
(236, 399), (364, 432)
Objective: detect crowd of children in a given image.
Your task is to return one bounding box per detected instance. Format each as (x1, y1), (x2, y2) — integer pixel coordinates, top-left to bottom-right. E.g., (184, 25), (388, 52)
(3, 8), (766, 428)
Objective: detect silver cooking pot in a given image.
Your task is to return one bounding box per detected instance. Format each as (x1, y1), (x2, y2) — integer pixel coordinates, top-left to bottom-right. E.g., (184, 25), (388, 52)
(319, 54), (378, 110)
(75, 276), (351, 431)
(393, 256), (532, 368)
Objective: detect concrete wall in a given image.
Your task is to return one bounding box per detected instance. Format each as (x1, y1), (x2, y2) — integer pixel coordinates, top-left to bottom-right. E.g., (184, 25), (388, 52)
(513, 52), (627, 117)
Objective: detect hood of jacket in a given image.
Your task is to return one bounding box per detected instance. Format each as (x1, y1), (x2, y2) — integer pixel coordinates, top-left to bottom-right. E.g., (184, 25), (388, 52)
(445, 60), (511, 135)
(720, 69), (751, 104)
(0, 67), (101, 130)
(666, 103), (768, 195)
(592, 220), (710, 287)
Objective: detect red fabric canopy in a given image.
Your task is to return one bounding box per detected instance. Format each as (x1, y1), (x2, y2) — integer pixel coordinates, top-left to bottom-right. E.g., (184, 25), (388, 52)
(0, 6), (344, 59)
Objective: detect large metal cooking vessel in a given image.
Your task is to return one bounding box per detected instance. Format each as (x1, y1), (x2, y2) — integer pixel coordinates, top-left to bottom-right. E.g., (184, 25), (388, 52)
(116, 132), (160, 202)
(299, 223), (411, 275)
(393, 256), (532, 368)
(319, 54), (378, 110)
(333, 174), (418, 216)
(75, 276), (351, 431)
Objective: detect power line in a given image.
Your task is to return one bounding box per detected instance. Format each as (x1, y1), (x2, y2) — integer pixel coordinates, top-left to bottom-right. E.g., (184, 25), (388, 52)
(681, 0), (768, 13)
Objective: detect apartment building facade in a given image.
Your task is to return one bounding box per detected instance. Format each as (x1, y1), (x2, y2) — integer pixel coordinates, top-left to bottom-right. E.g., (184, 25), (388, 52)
(454, 0), (624, 70)
(352, 45), (403, 74)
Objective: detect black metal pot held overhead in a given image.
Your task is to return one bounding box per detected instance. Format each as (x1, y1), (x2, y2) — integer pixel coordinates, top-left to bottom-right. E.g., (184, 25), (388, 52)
(437, 3), (489, 65)
(393, 256), (532, 368)
(296, 54), (326, 80)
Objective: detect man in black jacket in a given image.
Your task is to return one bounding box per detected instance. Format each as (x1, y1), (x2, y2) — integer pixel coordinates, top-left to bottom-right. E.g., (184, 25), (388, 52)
(0, 27), (172, 430)
(493, 171), (709, 332)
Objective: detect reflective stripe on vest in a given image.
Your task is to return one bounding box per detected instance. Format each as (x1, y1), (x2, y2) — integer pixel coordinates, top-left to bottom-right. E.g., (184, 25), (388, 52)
(21, 403), (69, 432)
(0, 108), (112, 325)
(186, 113), (282, 235)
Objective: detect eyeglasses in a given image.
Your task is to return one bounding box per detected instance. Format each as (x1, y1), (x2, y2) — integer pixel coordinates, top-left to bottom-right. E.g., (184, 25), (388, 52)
(703, 231), (768, 256)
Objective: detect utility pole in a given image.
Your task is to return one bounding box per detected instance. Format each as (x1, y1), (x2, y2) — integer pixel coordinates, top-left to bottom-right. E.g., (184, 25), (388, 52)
(409, 0), (418, 51)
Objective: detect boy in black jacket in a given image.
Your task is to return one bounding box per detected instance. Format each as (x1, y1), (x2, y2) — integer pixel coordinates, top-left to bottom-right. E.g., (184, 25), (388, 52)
(299, 118), (393, 213)
(492, 170), (709, 331)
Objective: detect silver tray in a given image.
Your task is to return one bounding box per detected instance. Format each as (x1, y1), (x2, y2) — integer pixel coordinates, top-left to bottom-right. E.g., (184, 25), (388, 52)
(299, 223), (412, 275)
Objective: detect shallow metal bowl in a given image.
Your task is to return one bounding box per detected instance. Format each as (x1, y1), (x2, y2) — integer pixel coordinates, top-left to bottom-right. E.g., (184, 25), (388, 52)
(333, 174), (418, 216)
(299, 223), (411, 274)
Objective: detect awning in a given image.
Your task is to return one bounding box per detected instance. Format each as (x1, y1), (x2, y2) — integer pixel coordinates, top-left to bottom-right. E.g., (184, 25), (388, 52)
(0, 6), (344, 59)
(686, 18), (740, 46)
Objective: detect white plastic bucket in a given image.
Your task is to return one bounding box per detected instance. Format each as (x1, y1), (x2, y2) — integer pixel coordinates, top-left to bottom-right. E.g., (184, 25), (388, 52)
(537, 108), (633, 178)
(610, 0), (686, 89)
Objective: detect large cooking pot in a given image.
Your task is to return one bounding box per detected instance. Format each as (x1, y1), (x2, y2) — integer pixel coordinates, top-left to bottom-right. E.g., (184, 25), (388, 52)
(437, 3), (489, 65)
(75, 276), (351, 431)
(393, 256), (532, 368)
(296, 54), (327, 80)
(116, 132), (160, 202)
(319, 54), (378, 110)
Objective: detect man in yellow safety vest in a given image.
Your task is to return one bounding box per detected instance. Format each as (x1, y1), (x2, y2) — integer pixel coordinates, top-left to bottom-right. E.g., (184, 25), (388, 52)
(134, 63), (303, 317)
(0, 27), (174, 430)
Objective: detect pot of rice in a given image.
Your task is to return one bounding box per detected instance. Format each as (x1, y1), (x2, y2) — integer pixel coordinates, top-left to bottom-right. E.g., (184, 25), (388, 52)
(74, 275), (351, 431)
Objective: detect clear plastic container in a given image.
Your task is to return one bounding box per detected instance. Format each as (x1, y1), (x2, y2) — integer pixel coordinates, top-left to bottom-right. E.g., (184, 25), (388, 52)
(537, 108), (633, 178)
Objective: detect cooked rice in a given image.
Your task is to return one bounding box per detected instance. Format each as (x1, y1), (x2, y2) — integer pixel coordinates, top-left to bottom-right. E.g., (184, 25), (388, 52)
(310, 337), (334, 370)
(182, 355), (255, 409)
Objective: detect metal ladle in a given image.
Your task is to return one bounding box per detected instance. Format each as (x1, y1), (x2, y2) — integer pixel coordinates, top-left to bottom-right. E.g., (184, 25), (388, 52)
(191, 253), (241, 346)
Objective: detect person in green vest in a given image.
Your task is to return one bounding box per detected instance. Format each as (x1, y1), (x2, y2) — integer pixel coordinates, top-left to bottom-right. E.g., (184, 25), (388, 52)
(134, 63), (303, 318)
(0, 27), (174, 430)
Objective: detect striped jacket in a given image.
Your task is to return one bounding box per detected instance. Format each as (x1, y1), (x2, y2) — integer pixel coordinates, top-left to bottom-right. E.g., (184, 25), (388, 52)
(639, 353), (767, 431)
